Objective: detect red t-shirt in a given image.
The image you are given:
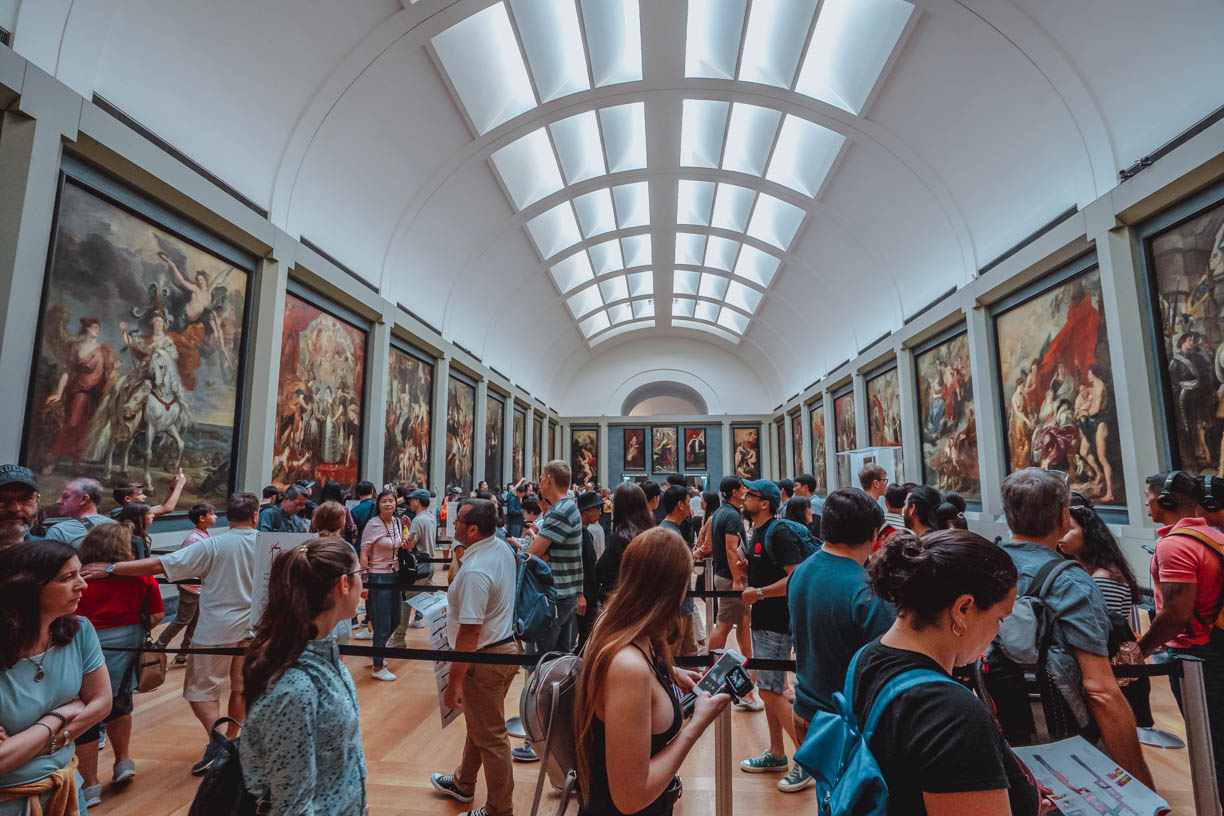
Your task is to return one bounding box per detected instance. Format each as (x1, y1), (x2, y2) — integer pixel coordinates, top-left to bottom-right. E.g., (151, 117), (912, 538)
(77, 575), (164, 630)
(1152, 518), (1224, 648)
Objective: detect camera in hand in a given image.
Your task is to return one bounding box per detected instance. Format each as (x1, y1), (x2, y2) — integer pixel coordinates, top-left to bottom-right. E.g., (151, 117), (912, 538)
(681, 650), (754, 719)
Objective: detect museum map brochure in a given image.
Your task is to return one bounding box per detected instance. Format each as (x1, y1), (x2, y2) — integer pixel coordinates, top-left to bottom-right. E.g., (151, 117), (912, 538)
(1013, 737), (1171, 816)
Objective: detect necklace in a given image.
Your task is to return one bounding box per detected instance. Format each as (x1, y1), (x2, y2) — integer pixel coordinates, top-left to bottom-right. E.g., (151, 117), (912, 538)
(28, 651), (47, 682)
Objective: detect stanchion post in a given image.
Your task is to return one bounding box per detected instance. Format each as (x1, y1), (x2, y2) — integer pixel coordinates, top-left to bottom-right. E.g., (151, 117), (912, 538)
(1180, 658), (1222, 816)
(702, 558), (715, 653)
(714, 702), (733, 816)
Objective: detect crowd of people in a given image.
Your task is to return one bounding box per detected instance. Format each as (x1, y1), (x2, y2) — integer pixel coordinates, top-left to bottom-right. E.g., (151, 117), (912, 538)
(0, 453), (1221, 816)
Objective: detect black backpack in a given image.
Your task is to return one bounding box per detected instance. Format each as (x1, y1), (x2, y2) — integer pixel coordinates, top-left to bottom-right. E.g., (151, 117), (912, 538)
(189, 718), (266, 816)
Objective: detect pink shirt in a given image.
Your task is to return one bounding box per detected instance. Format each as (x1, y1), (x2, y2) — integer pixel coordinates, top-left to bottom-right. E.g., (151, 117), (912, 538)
(361, 516), (403, 574)
(1152, 518), (1224, 648)
(178, 527), (209, 595)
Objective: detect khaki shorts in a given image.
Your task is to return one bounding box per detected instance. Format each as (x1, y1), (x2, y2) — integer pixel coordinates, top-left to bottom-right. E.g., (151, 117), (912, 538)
(713, 575), (749, 625)
(183, 640), (250, 703)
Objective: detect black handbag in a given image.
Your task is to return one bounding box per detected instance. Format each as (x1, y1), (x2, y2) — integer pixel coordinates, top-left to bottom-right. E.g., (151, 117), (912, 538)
(397, 547), (433, 583)
(189, 718), (268, 816)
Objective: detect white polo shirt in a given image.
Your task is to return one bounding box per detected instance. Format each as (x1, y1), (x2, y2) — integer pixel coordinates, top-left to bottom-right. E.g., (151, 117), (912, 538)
(160, 528), (257, 646)
(447, 533), (516, 650)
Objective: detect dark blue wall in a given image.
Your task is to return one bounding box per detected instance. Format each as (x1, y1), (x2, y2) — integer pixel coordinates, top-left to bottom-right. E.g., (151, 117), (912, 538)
(607, 424), (724, 488)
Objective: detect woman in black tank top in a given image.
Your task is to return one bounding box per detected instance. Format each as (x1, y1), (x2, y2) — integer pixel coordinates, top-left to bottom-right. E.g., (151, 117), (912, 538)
(575, 528), (730, 815)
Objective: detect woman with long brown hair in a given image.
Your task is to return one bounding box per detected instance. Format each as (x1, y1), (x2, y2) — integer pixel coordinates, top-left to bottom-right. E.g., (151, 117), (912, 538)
(576, 528), (730, 815)
(240, 536), (366, 816)
(593, 482), (656, 603)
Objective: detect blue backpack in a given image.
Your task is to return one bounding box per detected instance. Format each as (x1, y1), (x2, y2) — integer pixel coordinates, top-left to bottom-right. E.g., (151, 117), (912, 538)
(505, 542), (558, 643)
(763, 518), (819, 562)
(794, 645), (961, 815)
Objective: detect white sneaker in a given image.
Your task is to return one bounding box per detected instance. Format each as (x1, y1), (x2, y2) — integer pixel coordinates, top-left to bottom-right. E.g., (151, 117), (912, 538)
(371, 667), (397, 681)
(353, 629), (374, 640)
(82, 785), (102, 807)
(734, 695), (764, 712)
(409, 618), (425, 629)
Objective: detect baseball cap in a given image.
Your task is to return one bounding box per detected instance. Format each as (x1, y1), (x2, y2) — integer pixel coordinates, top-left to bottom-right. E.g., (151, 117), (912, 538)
(576, 491), (603, 512)
(0, 464), (38, 491)
(409, 489), (431, 503)
(740, 478), (781, 505)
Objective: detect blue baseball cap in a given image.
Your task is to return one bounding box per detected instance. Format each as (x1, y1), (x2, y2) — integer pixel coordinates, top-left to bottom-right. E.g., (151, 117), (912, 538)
(409, 489), (431, 503)
(741, 479), (781, 505)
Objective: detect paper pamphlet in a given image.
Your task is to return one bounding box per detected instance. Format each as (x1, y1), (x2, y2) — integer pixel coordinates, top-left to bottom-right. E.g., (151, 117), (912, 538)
(445, 500), (459, 539)
(1013, 737), (1171, 816)
(250, 532), (315, 632)
(408, 591), (461, 728)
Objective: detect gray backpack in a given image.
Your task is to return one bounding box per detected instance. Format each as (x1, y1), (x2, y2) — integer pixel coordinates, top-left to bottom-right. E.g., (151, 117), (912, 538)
(520, 651), (583, 816)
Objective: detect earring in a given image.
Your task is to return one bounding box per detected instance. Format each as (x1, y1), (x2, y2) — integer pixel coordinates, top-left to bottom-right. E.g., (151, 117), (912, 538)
(952, 627), (964, 638)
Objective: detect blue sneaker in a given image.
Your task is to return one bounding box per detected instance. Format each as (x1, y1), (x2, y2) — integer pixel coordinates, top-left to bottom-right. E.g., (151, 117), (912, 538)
(778, 763), (813, 792)
(511, 744), (539, 762)
(740, 749), (788, 773)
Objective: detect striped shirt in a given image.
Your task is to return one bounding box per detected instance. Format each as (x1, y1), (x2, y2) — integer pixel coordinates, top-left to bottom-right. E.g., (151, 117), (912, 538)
(1093, 576), (1134, 618)
(538, 497), (583, 598)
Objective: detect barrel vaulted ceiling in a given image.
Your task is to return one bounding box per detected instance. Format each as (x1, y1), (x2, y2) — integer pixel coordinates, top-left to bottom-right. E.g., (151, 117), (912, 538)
(5, 0), (1223, 414)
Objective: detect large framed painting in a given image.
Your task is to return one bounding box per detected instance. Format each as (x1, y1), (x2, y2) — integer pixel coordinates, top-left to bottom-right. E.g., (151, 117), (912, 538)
(623, 427), (646, 470)
(548, 421), (557, 462)
(915, 329), (979, 499)
(867, 366), (903, 449)
(732, 425), (760, 480)
(790, 413), (803, 478)
(485, 394), (505, 491)
(22, 169), (253, 515)
(993, 258), (1125, 508)
(833, 390), (856, 452)
(445, 375), (475, 492)
(652, 426), (679, 473)
(684, 427), (707, 471)
(572, 428), (598, 485)
(533, 415), (544, 480)
(810, 402), (827, 493)
(1140, 187), (1224, 476)
(775, 420), (786, 477)
(512, 408), (526, 482)
(273, 290), (367, 493)
(384, 343), (432, 488)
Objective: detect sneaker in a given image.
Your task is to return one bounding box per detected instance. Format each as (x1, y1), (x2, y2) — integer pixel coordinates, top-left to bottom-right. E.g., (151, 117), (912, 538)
(371, 667), (397, 681)
(430, 773), (475, 803)
(172, 654), (188, 666)
(387, 638), (407, 648)
(82, 785), (102, 807)
(511, 744), (539, 762)
(733, 695), (764, 712)
(409, 618), (425, 629)
(778, 763), (813, 792)
(353, 629), (374, 640)
(191, 741), (222, 776)
(113, 758), (137, 784)
(459, 809), (491, 816)
(740, 750), (788, 773)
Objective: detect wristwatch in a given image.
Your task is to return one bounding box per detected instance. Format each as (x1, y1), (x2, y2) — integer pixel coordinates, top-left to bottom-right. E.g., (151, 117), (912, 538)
(755, 587), (765, 601)
(106, 563), (117, 576)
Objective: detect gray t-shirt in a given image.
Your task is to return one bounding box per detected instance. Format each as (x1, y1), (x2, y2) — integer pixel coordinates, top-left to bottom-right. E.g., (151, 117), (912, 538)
(408, 509), (436, 556)
(160, 528), (258, 645)
(46, 514), (114, 547)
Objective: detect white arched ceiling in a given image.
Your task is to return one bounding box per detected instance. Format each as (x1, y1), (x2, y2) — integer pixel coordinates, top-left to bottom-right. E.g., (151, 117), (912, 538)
(12, 0), (1224, 413)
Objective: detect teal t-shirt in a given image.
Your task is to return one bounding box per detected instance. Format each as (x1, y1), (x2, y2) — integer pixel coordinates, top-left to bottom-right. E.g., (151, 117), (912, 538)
(787, 549), (895, 722)
(0, 617), (104, 788)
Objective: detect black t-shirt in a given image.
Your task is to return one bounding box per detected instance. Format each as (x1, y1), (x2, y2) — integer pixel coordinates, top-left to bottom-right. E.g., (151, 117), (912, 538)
(709, 504), (746, 580)
(852, 639), (1040, 816)
(747, 519), (803, 633)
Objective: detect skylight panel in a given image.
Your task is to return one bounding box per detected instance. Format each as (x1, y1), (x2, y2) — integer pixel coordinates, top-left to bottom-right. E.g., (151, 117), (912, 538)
(509, 0), (591, 102)
(621, 234), (652, 267)
(673, 297), (697, 318)
(699, 273), (729, 300)
(677, 180), (715, 226)
(573, 188), (617, 238)
(490, 128), (563, 210)
(589, 238), (624, 274)
(550, 111), (607, 185)
(722, 104), (782, 176)
(581, 0), (643, 86)
(738, 0), (818, 88)
(718, 307), (750, 334)
(590, 319), (653, 345)
(600, 103), (647, 173)
(674, 233), (707, 266)
(695, 300), (720, 322)
(628, 271), (653, 296)
(684, 0), (747, 79)
(632, 298), (655, 319)
(680, 99), (729, 168)
(673, 269), (700, 296)
(550, 252), (595, 292)
(747, 193), (805, 250)
(600, 275), (630, 303)
(710, 183), (756, 232)
(766, 116), (845, 197)
(432, 4), (536, 134)
(796, 0), (914, 114)
(526, 202), (582, 258)
(612, 182), (650, 228)
(568, 286), (604, 318)
(608, 302), (634, 324)
(726, 280), (764, 312)
(734, 244), (780, 286)
(704, 236), (740, 271)
(675, 319), (740, 342)
(580, 310), (611, 337)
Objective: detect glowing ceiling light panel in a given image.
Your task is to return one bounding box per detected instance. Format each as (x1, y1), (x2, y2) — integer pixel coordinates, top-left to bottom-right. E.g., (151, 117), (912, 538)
(509, 0), (591, 102)
(550, 252), (595, 292)
(680, 99), (729, 168)
(573, 188), (617, 238)
(673, 297), (697, 318)
(581, 0), (643, 86)
(734, 244), (780, 287)
(722, 103), (782, 176)
(612, 182), (650, 229)
(675, 233), (707, 266)
(674, 269), (700, 296)
(677, 180), (715, 226)
(550, 111), (606, 185)
(766, 115), (845, 198)
(704, 236), (740, 272)
(738, 0), (818, 88)
(796, 0), (914, 114)
(600, 102), (647, 173)
(632, 299), (655, 319)
(568, 286), (604, 318)
(490, 128), (563, 210)
(717, 307), (750, 334)
(432, 4), (536, 134)
(699, 272), (729, 300)
(747, 192), (805, 250)
(526, 202), (582, 258)
(684, 0), (747, 79)
(580, 310), (611, 337)
(675, 319), (739, 341)
(695, 300), (720, 322)
(591, 319), (654, 344)
(621, 234), (652, 267)
(627, 271), (653, 297)
(725, 280), (763, 313)
(608, 302), (634, 324)
(588, 238), (624, 274)
(600, 275), (630, 303)
(710, 183), (756, 232)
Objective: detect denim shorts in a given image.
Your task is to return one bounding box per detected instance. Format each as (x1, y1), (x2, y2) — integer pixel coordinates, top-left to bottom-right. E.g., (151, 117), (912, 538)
(750, 628), (792, 694)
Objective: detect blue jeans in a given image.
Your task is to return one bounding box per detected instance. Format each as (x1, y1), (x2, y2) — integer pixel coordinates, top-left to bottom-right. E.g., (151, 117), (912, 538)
(1170, 633), (1224, 797)
(528, 594), (578, 657)
(366, 573), (401, 668)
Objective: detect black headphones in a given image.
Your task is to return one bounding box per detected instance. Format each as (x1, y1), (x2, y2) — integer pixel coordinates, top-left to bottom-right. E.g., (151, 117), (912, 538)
(1201, 474), (1221, 513)
(1157, 470), (1186, 512)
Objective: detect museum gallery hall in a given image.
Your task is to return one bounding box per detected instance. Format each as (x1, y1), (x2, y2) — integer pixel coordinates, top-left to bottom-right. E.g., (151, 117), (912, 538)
(0, 2), (1222, 816)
